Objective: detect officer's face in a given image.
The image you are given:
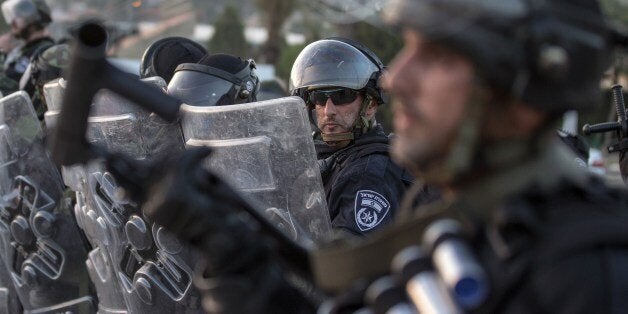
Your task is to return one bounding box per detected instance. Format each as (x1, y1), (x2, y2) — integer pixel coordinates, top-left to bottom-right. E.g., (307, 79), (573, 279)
(314, 90), (365, 135)
(383, 29), (475, 174)
(9, 16), (26, 37)
(10, 16), (24, 35)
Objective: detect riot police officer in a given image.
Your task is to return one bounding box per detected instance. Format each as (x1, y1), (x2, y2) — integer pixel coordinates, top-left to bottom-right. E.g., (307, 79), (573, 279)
(137, 40), (424, 314)
(0, 0), (54, 95)
(148, 53), (321, 314)
(168, 52), (260, 106)
(140, 36), (207, 83)
(291, 38), (416, 235)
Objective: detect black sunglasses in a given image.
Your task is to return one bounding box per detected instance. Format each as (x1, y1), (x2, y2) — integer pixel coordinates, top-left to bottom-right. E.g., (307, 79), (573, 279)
(307, 88), (360, 106)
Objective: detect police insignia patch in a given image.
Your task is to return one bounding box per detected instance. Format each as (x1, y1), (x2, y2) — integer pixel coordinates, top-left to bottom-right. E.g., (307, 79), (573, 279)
(354, 190), (390, 231)
(16, 56), (30, 73)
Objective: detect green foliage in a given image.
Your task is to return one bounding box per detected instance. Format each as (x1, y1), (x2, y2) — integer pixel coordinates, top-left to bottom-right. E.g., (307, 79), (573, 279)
(600, 0), (628, 26)
(348, 22), (402, 64)
(254, 0), (295, 65)
(292, 3), (332, 43)
(191, 0), (212, 23)
(207, 5), (249, 57)
(275, 42), (307, 87)
(0, 13), (9, 34)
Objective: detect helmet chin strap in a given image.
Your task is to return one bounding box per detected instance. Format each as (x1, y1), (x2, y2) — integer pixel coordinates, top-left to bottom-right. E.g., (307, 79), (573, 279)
(320, 96), (375, 144)
(321, 132), (354, 142)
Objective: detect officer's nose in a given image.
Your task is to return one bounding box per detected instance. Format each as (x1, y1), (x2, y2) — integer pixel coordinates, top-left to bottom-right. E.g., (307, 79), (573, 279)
(383, 51), (413, 95)
(323, 97), (337, 116)
(383, 32), (422, 96)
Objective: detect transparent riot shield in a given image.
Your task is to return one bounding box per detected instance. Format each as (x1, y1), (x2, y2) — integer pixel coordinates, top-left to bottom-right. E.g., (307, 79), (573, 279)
(44, 77), (204, 313)
(0, 91), (94, 313)
(180, 96), (332, 244)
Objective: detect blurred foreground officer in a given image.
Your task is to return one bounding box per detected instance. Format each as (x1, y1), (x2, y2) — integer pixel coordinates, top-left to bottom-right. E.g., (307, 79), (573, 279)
(0, 0), (54, 94)
(291, 38), (416, 235)
(379, 0), (628, 312)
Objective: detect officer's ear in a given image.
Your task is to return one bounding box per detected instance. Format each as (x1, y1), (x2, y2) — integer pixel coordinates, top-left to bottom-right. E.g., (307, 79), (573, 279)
(364, 98), (379, 119)
(482, 99), (549, 140)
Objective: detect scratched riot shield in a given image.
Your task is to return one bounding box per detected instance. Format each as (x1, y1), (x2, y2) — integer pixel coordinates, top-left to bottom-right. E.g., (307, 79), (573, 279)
(0, 90), (16, 314)
(0, 91), (94, 313)
(179, 96), (332, 244)
(43, 77), (204, 313)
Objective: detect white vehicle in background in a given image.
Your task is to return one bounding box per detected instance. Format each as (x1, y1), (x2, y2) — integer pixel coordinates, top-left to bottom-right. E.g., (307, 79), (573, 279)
(561, 110), (608, 177)
(109, 58), (140, 75)
(588, 148), (607, 176)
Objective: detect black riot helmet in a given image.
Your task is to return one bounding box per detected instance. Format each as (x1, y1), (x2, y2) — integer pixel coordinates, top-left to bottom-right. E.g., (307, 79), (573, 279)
(290, 37), (386, 105)
(167, 53), (259, 107)
(383, 0), (613, 113)
(140, 36), (207, 83)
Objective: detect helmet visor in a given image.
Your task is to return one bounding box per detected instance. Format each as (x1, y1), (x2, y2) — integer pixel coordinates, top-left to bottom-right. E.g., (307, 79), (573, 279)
(290, 39), (380, 91)
(168, 68), (234, 107)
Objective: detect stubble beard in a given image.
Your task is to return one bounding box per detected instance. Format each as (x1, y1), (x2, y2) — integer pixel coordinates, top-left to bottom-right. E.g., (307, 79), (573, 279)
(391, 134), (448, 178)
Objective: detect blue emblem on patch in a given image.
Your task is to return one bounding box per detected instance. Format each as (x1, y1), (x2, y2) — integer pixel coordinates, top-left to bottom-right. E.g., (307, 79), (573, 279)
(354, 190), (391, 232)
(15, 57), (30, 73)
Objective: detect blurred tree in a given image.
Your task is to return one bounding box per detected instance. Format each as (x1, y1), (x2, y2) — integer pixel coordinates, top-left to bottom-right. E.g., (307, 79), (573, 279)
(276, 42), (306, 84)
(191, 0), (221, 24)
(255, 0), (294, 65)
(208, 5), (249, 57)
(600, 0), (628, 26)
(300, 20), (322, 44)
(0, 16), (8, 34)
(338, 21), (402, 65)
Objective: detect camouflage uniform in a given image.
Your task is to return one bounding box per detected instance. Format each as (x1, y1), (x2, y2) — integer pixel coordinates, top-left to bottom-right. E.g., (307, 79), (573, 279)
(0, 36), (54, 97)
(23, 43), (70, 120)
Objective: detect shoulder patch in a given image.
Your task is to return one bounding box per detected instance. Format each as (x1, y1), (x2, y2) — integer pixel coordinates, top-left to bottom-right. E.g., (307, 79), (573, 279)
(354, 190), (391, 232)
(15, 56), (30, 73)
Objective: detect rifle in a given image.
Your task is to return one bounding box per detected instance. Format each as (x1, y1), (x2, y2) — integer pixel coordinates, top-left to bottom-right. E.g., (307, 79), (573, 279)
(329, 219), (488, 314)
(582, 84), (628, 154)
(581, 29), (628, 163)
(582, 84), (628, 182)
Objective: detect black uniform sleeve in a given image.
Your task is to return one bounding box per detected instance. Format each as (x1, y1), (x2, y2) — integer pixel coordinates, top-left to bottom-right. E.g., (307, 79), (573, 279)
(327, 153), (410, 235)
